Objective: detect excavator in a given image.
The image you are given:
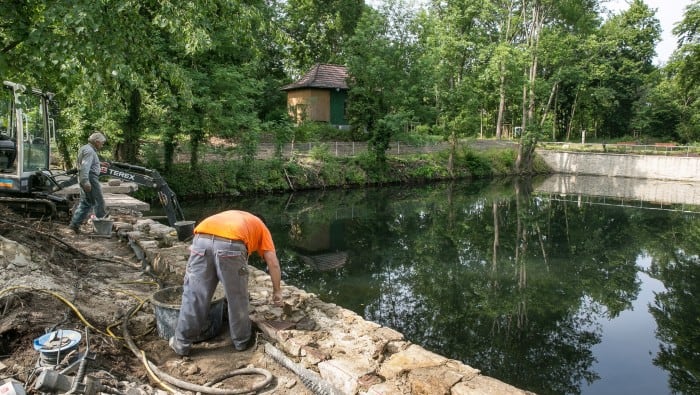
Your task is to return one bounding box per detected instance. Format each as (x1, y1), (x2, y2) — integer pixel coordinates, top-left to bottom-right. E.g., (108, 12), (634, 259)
(0, 80), (186, 226)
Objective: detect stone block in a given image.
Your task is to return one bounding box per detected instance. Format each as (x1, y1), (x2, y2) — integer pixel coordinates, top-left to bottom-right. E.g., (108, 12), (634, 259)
(451, 375), (534, 395)
(374, 327), (404, 342)
(378, 345), (448, 379)
(363, 382), (402, 395)
(408, 366), (463, 395)
(318, 358), (372, 395)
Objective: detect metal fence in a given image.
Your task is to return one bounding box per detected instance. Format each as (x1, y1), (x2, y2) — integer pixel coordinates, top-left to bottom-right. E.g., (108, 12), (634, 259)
(539, 142), (700, 157)
(171, 141), (454, 163)
(263, 141), (451, 158)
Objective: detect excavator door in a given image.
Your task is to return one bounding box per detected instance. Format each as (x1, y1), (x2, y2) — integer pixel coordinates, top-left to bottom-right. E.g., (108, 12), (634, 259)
(0, 81), (54, 193)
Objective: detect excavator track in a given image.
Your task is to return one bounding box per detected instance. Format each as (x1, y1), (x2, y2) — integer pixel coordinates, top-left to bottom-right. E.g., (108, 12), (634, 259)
(0, 196), (58, 218)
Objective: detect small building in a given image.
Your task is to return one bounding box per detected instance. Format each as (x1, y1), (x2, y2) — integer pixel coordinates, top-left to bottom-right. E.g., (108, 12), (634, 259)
(281, 63), (349, 126)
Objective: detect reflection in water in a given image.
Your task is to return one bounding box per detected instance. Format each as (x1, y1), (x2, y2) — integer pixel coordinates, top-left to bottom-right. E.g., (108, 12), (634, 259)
(178, 177), (699, 394)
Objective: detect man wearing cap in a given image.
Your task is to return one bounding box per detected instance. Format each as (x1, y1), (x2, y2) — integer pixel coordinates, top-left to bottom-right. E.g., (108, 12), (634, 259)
(169, 210), (283, 356)
(68, 131), (108, 233)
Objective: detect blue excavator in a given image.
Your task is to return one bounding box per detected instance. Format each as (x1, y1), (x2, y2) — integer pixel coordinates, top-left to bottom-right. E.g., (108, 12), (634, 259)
(0, 81), (185, 226)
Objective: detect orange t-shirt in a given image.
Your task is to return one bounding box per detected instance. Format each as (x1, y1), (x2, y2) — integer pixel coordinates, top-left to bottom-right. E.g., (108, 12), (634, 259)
(193, 210), (275, 257)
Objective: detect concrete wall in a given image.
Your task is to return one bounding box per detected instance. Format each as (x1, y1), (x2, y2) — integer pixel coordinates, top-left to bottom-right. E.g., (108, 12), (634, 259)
(537, 150), (700, 181)
(535, 174), (700, 207)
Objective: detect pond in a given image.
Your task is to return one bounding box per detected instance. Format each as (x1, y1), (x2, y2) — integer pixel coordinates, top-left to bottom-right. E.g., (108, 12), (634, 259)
(169, 175), (699, 395)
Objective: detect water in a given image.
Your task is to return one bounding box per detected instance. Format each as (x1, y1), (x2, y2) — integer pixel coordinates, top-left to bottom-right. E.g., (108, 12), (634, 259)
(167, 175), (699, 395)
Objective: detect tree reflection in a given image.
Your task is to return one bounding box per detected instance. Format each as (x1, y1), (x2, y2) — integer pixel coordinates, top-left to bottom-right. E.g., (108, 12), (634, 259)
(648, 252), (700, 393)
(215, 179), (690, 394)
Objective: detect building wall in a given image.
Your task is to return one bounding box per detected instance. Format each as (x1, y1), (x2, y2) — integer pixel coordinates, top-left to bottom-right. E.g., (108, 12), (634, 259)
(286, 89), (331, 123)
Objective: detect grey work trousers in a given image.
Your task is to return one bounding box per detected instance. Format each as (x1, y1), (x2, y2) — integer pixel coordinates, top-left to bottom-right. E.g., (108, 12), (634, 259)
(173, 234), (250, 354)
(70, 173), (106, 227)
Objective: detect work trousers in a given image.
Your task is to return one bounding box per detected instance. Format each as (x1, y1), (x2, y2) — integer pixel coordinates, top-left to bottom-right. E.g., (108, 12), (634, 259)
(173, 234), (250, 353)
(70, 173), (106, 227)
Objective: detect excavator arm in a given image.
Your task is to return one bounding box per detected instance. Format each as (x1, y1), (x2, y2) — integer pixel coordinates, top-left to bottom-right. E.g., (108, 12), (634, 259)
(100, 161), (185, 226)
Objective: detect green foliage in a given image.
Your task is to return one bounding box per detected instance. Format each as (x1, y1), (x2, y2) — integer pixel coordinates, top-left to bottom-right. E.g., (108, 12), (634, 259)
(454, 149), (494, 178)
(162, 143), (530, 199)
(309, 144), (332, 161)
(294, 122), (355, 142)
(141, 142), (163, 170)
(3, 0), (696, 175)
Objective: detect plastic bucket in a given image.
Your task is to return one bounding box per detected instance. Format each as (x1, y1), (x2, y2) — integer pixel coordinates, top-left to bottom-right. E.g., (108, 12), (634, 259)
(92, 219), (113, 236)
(150, 285), (225, 341)
(174, 220), (196, 242)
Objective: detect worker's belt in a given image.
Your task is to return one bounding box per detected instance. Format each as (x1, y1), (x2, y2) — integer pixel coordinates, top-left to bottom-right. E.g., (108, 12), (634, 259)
(194, 233), (245, 246)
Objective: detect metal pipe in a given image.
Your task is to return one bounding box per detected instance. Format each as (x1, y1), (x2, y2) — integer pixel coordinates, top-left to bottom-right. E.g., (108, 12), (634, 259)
(263, 343), (346, 395)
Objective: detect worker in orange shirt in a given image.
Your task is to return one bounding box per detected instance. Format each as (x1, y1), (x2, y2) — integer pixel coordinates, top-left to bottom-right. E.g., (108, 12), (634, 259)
(169, 210), (283, 356)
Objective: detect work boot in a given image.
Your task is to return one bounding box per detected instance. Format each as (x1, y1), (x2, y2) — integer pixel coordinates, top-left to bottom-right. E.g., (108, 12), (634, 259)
(234, 336), (255, 352)
(169, 336), (189, 356)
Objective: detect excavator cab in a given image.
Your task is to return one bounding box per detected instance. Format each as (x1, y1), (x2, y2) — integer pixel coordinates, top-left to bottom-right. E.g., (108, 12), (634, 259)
(0, 81), (63, 215)
(0, 81), (53, 182)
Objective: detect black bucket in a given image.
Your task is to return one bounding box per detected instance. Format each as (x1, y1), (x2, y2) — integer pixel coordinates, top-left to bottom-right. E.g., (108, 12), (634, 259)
(174, 220), (195, 242)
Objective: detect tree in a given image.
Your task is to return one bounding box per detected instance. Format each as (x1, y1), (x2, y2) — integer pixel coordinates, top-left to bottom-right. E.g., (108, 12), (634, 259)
(591, 0), (661, 139)
(281, 0), (365, 76)
(346, 1), (427, 163)
(668, 1), (700, 142)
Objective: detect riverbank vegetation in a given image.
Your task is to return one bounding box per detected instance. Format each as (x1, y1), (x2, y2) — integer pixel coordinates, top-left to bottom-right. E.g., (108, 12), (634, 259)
(161, 143), (545, 198)
(4, 0), (700, 188)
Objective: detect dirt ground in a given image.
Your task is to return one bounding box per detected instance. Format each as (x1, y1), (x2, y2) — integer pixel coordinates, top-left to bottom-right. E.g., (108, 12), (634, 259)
(0, 206), (312, 395)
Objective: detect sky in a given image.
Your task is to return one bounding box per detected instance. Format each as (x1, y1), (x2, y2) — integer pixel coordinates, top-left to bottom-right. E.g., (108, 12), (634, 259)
(605, 0), (693, 65)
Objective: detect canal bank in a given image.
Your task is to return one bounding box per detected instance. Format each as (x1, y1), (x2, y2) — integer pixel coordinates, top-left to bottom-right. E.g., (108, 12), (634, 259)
(0, 201), (533, 395)
(122, 216), (534, 395)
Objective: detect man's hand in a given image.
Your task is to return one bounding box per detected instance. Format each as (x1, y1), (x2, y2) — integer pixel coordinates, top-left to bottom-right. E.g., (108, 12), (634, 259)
(272, 289), (283, 307)
(82, 182), (92, 192)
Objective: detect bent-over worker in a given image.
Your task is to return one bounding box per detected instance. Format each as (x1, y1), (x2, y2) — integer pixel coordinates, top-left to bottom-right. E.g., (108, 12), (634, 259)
(169, 210), (283, 356)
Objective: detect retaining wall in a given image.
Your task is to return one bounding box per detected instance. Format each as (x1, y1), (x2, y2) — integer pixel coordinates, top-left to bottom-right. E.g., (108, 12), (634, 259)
(125, 219), (533, 395)
(537, 150), (700, 181)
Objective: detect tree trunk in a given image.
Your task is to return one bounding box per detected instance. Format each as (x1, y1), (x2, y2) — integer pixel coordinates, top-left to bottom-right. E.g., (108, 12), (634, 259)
(116, 89), (141, 163)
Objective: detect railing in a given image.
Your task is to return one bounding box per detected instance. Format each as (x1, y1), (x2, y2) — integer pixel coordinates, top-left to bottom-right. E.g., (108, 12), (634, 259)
(171, 141), (455, 163)
(538, 142), (700, 157)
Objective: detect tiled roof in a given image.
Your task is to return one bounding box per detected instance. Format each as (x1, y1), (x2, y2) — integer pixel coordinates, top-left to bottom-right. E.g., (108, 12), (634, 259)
(281, 63), (348, 91)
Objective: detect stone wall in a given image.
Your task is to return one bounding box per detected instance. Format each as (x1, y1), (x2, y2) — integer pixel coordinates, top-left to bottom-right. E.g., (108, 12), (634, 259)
(124, 219), (534, 395)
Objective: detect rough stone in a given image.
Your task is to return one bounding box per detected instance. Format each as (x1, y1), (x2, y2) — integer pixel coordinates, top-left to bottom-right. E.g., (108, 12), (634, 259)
(408, 366), (464, 395)
(378, 344), (448, 379)
(0, 236), (33, 269)
(318, 358), (372, 395)
(452, 375), (537, 395)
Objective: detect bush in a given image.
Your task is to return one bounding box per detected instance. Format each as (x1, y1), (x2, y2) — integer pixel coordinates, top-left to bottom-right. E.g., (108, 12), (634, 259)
(295, 122), (354, 142)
